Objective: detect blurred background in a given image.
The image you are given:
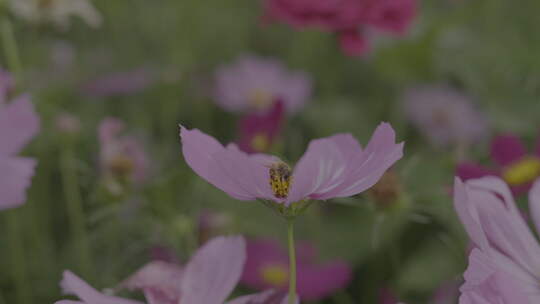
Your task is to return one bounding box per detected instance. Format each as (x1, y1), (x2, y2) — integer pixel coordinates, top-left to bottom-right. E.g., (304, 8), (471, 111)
(1, 0), (540, 303)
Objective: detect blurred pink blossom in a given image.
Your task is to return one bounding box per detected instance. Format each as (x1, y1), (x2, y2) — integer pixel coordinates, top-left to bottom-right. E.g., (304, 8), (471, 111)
(214, 55), (311, 114)
(453, 177), (540, 303)
(180, 123), (403, 206)
(241, 238), (351, 300)
(98, 117), (149, 192)
(402, 84), (489, 147)
(0, 73), (40, 211)
(56, 236), (293, 304)
(56, 112), (81, 134)
(237, 100), (284, 154)
(457, 133), (540, 196)
(263, 0), (417, 56)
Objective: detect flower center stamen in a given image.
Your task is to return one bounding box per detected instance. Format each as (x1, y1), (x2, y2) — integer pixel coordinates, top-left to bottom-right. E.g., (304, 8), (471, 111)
(260, 264), (288, 286)
(502, 156), (540, 186)
(269, 162), (292, 199)
(249, 89), (273, 111)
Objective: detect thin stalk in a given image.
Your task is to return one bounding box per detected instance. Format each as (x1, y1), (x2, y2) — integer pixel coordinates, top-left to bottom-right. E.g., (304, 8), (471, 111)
(287, 219), (297, 304)
(0, 17), (22, 82)
(6, 212), (30, 304)
(60, 148), (92, 278)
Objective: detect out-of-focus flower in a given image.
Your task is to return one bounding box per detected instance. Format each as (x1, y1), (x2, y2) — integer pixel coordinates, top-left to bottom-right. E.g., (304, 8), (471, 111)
(241, 238), (351, 301)
(82, 68), (156, 97)
(453, 177), (540, 303)
(237, 100), (284, 154)
(263, 0), (417, 56)
(149, 245), (179, 264)
(98, 118), (149, 194)
(198, 209), (232, 244)
(457, 133), (540, 195)
(0, 72), (40, 211)
(430, 281), (459, 304)
(379, 288), (400, 304)
(180, 123), (403, 215)
(7, 0), (102, 29)
(214, 55), (311, 114)
(56, 236), (293, 304)
(55, 112), (81, 134)
(402, 84), (488, 148)
(368, 169), (402, 208)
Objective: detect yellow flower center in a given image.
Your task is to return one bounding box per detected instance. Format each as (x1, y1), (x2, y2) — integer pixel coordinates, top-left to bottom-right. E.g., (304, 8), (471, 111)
(248, 89), (273, 111)
(260, 264), (288, 286)
(269, 162), (292, 199)
(109, 155), (134, 178)
(502, 156), (540, 186)
(251, 133), (270, 152)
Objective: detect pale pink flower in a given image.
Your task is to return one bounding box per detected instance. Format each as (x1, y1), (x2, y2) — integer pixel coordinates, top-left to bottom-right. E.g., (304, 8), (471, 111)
(56, 236), (293, 304)
(214, 55), (311, 114)
(453, 177), (540, 303)
(180, 122), (403, 207)
(0, 94), (40, 210)
(98, 118), (149, 189)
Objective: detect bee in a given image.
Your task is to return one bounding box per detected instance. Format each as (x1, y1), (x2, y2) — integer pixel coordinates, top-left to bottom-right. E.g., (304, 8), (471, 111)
(269, 162), (292, 199)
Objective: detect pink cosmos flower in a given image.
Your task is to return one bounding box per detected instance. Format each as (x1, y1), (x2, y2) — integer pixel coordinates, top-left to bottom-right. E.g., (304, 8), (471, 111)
(180, 122), (403, 207)
(241, 238), (351, 300)
(263, 0), (417, 56)
(453, 177), (540, 303)
(401, 84), (488, 148)
(98, 118), (149, 191)
(214, 55), (311, 114)
(457, 133), (540, 195)
(0, 92), (40, 211)
(82, 68), (156, 97)
(237, 100), (284, 154)
(56, 236), (293, 304)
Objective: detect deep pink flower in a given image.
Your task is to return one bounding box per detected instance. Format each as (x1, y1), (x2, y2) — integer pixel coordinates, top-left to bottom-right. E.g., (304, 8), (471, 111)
(82, 68), (155, 97)
(56, 236), (293, 304)
(98, 117), (149, 190)
(214, 55), (311, 114)
(241, 238), (351, 300)
(263, 0), (417, 56)
(180, 122), (403, 206)
(453, 177), (540, 303)
(237, 100), (284, 154)
(457, 133), (540, 195)
(402, 84), (488, 147)
(378, 288), (400, 304)
(0, 94), (40, 210)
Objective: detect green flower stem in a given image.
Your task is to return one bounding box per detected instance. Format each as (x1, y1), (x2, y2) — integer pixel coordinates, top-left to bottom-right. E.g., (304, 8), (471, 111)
(287, 218), (297, 304)
(6, 212), (30, 304)
(60, 148), (92, 278)
(0, 16), (22, 82)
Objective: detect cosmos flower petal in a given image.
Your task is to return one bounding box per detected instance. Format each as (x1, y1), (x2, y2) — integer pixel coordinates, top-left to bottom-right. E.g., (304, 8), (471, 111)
(119, 261), (183, 304)
(317, 123), (404, 199)
(0, 156), (36, 210)
(180, 236), (246, 304)
(529, 179), (540, 240)
(287, 133), (354, 203)
(59, 270), (142, 304)
(55, 301), (86, 304)
(297, 261), (352, 300)
(180, 126), (274, 201)
(490, 134), (527, 167)
(227, 290), (292, 304)
(0, 94), (40, 156)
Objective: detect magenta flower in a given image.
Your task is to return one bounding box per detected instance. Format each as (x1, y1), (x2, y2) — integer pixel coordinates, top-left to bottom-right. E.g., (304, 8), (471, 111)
(180, 123), (403, 210)
(263, 0), (417, 56)
(241, 238), (351, 300)
(401, 84), (488, 147)
(237, 100), (284, 154)
(0, 94), (40, 211)
(56, 236), (293, 304)
(98, 118), (149, 192)
(82, 68), (155, 97)
(457, 133), (540, 195)
(453, 177), (540, 303)
(214, 55), (311, 114)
